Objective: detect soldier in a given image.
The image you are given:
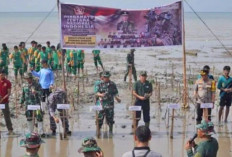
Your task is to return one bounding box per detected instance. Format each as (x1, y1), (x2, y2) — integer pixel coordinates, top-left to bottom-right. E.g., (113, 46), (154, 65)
(47, 88), (71, 136)
(133, 71), (153, 128)
(28, 41), (37, 69)
(77, 49), (85, 76)
(217, 66), (232, 125)
(0, 43), (9, 76)
(78, 137), (104, 157)
(194, 70), (216, 124)
(117, 11), (135, 34)
(124, 49), (137, 82)
(9, 46), (24, 83)
(96, 71), (121, 135)
(92, 49), (104, 72)
(20, 132), (45, 157)
(20, 72), (45, 137)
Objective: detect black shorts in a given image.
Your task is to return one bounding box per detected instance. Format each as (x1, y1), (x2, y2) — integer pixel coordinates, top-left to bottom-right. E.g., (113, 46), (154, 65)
(220, 96), (232, 107)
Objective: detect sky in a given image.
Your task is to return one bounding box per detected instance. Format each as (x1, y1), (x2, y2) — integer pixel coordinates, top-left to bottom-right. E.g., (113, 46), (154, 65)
(0, 0), (231, 12)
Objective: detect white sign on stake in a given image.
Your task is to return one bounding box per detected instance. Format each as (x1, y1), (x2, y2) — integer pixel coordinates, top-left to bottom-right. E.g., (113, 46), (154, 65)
(200, 103), (213, 109)
(27, 105), (40, 110)
(129, 106), (142, 111)
(168, 104), (180, 109)
(0, 104), (5, 109)
(57, 104), (70, 110)
(90, 105), (103, 111)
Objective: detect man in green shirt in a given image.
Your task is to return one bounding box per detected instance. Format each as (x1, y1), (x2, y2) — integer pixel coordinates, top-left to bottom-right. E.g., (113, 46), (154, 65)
(51, 45), (59, 71)
(185, 120), (218, 157)
(133, 71), (153, 128)
(9, 46), (24, 82)
(65, 49), (72, 76)
(69, 50), (78, 77)
(28, 41), (37, 69)
(92, 49), (104, 72)
(46, 41), (52, 67)
(20, 132), (45, 157)
(0, 43), (9, 76)
(77, 49), (85, 76)
(34, 44), (42, 72)
(21, 42), (28, 73)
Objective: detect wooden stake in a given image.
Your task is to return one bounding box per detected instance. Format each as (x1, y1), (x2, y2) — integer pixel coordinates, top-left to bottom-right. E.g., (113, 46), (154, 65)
(157, 82), (161, 108)
(61, 51), (67, 91)
(182, 0), (188, 108)
(170, 109), (174, 139)
(96, 111), (100, 138)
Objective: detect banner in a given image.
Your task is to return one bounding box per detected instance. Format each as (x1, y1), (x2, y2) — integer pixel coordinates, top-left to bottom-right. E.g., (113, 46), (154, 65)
(60, 1), (182, 49)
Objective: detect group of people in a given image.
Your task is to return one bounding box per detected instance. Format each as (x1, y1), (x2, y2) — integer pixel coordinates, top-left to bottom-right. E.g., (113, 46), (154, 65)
(0, 41), (228, 157)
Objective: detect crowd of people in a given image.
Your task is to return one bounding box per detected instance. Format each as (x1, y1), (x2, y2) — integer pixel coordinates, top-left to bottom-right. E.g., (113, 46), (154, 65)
(1, 41), (229, 157)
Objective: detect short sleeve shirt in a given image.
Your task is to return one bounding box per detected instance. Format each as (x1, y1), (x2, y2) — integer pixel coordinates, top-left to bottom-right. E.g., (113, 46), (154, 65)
(133, 80), (153, 98)
(195, 79), (215, 103)
(0, 78), (11, 103)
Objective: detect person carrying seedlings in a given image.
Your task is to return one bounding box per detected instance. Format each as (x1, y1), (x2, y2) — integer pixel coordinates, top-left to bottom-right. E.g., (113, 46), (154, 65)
(47, 88), (71, 136)
(20, 72), (45, 137)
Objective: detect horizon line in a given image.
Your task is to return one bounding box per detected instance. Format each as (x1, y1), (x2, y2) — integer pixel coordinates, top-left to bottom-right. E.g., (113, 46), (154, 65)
(0, 11), (232, 13)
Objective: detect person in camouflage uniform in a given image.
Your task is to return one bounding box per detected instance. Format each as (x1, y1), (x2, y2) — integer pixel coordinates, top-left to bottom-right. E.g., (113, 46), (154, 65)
(117, 11), (135, 34)
(47, 88), (71, 136)
(20, 72), (45, 137)
(92, 50), (104, 72)
(96, 71), (121, 134)
(124, 49), (137, 82)
(0, 43), (9, 76)
(20, 132), (45, 157)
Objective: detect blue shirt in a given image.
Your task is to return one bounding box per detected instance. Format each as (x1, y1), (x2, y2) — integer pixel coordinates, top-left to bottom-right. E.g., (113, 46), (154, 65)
(32, 68), (54, 89)
(217, 75), (232, 98)
(197, 74), (214, 80)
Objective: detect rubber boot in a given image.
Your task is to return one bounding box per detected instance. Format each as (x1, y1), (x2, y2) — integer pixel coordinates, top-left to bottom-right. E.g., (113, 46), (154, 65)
(41, 102), (46, 112)
(145, 122), (150, 128)
(38, 122), (45, 137)
(27, 121), (34, 133)
(109, 124), (113, 138)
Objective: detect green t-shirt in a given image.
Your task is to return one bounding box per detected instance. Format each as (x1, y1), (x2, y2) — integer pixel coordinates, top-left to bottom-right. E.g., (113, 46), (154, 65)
(46, 46), (52, 54)
(133, 80), (153, 98)
(0, 50), (8, 65)
(40, 51), (49, 61)
(77, 50), (84, 61)
(11, 51), (22, 66)
(92, 50), (100, 57)
(52, 50), (59, 65)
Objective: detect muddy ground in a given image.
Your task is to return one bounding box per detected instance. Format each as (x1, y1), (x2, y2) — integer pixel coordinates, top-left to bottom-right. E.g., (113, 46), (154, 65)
(1, 46), (232, 157)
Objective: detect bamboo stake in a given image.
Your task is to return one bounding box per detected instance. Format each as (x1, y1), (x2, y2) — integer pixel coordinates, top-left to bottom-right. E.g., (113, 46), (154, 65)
(170, 109), (174, 139)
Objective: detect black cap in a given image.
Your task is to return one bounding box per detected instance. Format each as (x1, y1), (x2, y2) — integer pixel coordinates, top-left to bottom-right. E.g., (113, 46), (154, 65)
(41, 59), (48, 64)
(121, 11), (129, 16)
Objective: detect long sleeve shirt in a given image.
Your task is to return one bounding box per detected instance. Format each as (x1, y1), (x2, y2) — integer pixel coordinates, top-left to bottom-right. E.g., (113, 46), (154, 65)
(32, 68), (54, 89)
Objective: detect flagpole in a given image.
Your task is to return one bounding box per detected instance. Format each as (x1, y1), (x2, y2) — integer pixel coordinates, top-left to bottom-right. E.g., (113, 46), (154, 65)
(182, 0), (188, 108)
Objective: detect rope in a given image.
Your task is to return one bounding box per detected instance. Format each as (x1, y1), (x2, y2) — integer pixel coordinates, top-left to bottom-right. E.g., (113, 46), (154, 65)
(183, 0), (232, 56)
(25, 3), (57, 43)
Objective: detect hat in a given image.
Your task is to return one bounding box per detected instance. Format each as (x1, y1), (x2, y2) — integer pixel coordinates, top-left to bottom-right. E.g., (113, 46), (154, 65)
(131, 49), (136, 52)
(200, 70), (207, 76)
(121, 11), (129, 16)
(196, 120), (216, 136)
(20, 133), (45, 149)
(102, 71), (111, 78)
(41, 59), (48, 64)
(24, 72), (33, 79)
(78, 137), (101, 153)
(140, 71), (147, 76)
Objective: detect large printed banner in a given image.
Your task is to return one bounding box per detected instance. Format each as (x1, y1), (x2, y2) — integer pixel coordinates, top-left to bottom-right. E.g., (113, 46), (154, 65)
(60, 1), (182, 49)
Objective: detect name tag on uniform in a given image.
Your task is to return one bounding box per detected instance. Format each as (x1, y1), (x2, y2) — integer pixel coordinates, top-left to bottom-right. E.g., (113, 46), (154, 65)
(57, 104), (70, 109)
(0, 104), (5, 109)
(168, 104), (180, 109)
(200, 103), (213, 109)
(27, 105), (40, 110)
(129, 106), (142, 111)
(90, 105), (103, 111)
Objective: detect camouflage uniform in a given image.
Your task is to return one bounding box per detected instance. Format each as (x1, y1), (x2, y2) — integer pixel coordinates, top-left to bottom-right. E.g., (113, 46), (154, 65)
(97, 79), (119, 129)
(47, 89), (69, 132)
(124, 50), (137, 81)
(20, 74), (44, 134)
